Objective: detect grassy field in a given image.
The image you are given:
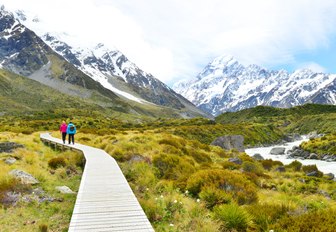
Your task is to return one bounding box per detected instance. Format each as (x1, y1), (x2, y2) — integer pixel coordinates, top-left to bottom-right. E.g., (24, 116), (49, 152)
(1, 103), (336, 231)
(0, 132), (83, 232)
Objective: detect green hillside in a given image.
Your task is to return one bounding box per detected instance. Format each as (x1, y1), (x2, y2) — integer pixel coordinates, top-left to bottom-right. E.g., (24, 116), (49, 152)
(216, 104), (336, 134)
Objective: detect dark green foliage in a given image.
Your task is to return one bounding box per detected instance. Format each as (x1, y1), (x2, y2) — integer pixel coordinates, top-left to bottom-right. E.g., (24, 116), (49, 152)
(261, 159), (283, 171)
(199, 186), (232, 209)
(213, 203), (251, 232)
(246, 204), (291, 231)
(302, 164), (323, 177)
(272, 209), (336, 232)
(286, 160), (302, 171)
(48, 157), (66, 169)
(242, 161), (263, 175)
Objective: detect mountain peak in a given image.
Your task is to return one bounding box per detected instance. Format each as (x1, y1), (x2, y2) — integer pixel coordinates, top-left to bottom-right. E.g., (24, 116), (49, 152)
(174, 55), (336, 115)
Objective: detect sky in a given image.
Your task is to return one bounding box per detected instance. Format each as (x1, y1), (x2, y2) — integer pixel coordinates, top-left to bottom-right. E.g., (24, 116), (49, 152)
(2, 0), (336, 86)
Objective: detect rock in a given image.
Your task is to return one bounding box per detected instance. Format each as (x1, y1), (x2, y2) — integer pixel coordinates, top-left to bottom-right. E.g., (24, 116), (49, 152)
(32, 187), (45, 196)
(228, 157), (242, 165)
(2, 192), (20, 206)
(275, 166), (286, 172)
(55, 186), (75, 194)
(252, 153), (264, 161)
(4, 157), (16, 165)
(270, 147), (286, 155)
(318, 190), (331, 199)
(211, 135), (245, 152)
(0, 142), (24, 153)
(9, 169), (39, 184)
(307, 131), (318, 139)
(308, 153), (318, 159)
(283, 134), (302, 142)
(306, 171), (319, 177)
(325, 173), (335, 180)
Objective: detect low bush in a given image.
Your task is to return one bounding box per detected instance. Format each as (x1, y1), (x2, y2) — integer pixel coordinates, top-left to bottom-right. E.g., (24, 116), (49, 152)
(286, 160), (302, 171)
(186, 169), (258, 205)
(199, 186), (232, 209)
(302, 164), (323, 177)
(153, 154), (196, 181)
(246, 203), (291, 231)
(261, 159), (283, 171)
(272, 209), (336, 231)
(48, 157), (66, 169)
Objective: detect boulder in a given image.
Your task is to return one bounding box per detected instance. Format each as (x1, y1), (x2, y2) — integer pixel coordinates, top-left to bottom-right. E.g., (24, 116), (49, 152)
(270, 147), (286, 155)
(325, 173), (335, 180)
(252, 153), (264, 161)
(0, 142), (24, 153)
(9, 169), (39, 184)
(4, 157), (16, 165)
(275, 166), (286, 172)
(306, 171), (319, 177)
(228, 157), (242, 165)
(56, 186), (75, 194)
(211, 135), (245, 152)
(308, 153), (318, 159)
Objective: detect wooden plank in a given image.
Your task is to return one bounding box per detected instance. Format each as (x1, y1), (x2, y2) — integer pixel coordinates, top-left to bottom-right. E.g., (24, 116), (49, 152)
(40, 133), (154, 232)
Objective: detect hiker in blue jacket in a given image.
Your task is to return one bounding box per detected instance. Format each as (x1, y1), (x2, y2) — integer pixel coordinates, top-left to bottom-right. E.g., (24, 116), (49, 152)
(67, 122), (77, 145)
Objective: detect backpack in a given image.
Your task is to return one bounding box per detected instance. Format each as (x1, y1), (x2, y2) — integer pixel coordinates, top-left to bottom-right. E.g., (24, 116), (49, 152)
(69, 126), (75, 132)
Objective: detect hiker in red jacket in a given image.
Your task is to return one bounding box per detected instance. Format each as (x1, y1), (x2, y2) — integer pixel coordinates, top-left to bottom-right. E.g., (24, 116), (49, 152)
(59, 121), (67, 144)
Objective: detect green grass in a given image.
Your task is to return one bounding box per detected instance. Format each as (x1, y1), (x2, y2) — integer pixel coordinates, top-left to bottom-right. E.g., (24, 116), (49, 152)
(1, 103), (336, 231)
(0, 132), (83, 231)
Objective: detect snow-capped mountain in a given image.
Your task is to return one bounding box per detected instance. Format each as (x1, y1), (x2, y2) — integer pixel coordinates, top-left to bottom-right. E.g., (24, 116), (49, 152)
(13, 9), (205, 114)
(173, 55), (336, 116)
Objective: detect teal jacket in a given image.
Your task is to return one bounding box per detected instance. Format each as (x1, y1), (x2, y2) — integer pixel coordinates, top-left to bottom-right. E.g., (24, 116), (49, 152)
(66, 123), (76, 134)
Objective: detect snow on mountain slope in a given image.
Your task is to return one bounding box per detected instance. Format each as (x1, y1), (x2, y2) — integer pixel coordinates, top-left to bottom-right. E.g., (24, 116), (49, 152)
(173, 55), (336, 116)
(13, 9), (202, 112)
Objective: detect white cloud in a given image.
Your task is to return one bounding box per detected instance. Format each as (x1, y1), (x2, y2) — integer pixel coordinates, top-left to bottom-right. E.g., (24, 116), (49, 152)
(2, 0), (336, 85)
(298, 62), (327, 73)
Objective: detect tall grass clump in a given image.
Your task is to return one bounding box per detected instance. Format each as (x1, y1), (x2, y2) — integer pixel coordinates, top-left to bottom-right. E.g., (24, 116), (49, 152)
(213, 203), (252, 232)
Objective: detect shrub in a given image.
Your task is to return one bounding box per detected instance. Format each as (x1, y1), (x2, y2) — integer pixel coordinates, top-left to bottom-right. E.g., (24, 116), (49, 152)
(302, 164), (323, 177)
(242, 161), (263, 175)
(261, 159), (283, 171)
(199, 186), (232, 209)
(246, 203), (291, 231)
(221, 161), (240, 170)
(286, 160), (302, 171)
(186, 169), (258, 205)
(153, 154), (196, 181)
(213, 203), (252, 232)
(272, 209), (336, 231)
(48, 157), (66, 169)
(189, 149), (212, 163)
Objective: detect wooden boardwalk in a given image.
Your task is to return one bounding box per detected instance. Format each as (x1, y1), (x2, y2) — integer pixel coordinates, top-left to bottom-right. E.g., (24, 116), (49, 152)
(40, 133), (154, 232)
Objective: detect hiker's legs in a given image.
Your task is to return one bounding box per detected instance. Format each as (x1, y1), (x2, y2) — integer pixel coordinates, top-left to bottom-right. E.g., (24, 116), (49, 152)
(69, 134), (74, 144)
(62, 132), (66, 143)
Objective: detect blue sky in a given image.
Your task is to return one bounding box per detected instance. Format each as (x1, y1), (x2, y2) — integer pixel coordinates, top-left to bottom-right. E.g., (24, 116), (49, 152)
(2, 0), (336, 85)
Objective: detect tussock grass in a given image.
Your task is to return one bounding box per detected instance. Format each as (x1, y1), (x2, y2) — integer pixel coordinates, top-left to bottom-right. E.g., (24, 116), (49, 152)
(0, 132), (83, 231)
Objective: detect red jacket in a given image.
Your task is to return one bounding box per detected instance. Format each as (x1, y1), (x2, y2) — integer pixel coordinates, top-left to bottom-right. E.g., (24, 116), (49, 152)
(60, 123), (67, 133)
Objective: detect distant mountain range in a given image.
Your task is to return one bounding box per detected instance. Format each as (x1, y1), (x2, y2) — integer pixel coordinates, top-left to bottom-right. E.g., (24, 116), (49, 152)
(0, 6), (207, 118)
(173, 55), (336, 116)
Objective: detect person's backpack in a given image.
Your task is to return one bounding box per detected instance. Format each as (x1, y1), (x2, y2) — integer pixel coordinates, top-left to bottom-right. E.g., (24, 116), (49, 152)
(69, 125), (75, 132)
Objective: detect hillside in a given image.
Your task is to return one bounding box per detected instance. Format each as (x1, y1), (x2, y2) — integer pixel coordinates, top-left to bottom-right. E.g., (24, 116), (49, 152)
(0, 69), (207, 125)
(216, 104), (336, 134)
